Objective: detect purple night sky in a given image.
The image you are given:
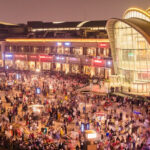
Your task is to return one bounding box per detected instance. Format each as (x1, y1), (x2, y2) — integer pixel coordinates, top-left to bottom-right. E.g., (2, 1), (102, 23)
(0, 0), (149, 24)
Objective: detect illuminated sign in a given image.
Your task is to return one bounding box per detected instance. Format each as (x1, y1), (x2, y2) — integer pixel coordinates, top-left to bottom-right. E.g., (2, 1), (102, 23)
(28, 55), (38, 61)
(128, 53), (134, 56)
(98, 42), (110, 48)
(4, 53), (13, 60)
(56, 56), (64, 60)
(14, 54), (27, 60)
(93, 59), (105, 67)
(68, 57), (80, 64)
(39, 55), (53, 62)
(30, 56), (37, 58)
(94, 60), (102, 63)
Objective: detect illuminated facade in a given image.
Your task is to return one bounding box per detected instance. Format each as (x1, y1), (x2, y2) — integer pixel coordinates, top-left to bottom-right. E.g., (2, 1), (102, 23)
(0, 20), (113, 78)
(107, 7), (150, 95)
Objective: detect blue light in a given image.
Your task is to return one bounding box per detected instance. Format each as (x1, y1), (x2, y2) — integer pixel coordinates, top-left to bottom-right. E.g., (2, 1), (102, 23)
(81, 123), (85, 132)
(6, 66), (9, 69)
(107, 61), (111, 65)
(36, 88), (41, 94)
(64, 42), (71, 46)
(4, 53), (13, 60)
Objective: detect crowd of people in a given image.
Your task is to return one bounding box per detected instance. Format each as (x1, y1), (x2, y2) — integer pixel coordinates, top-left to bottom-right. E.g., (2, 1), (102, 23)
(0, 70), (149, 150)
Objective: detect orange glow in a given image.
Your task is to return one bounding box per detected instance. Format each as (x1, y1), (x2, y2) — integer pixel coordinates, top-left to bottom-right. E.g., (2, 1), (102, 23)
(5, 38), (109, 43)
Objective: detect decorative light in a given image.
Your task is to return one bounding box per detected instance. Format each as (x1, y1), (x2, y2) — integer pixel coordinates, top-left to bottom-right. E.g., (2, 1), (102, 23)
(57, 42), (62, 46)
(6, 38), (109, 43)
(107, 61), (111, 65)
(64, 42), (71, 46)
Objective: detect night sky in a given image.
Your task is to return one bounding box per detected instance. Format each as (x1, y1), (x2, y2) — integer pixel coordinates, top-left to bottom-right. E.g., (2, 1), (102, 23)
(0, 0), (149, 24)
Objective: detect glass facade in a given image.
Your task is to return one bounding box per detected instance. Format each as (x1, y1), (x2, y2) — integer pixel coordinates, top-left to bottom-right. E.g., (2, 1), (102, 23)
(107, 8), (150, 95)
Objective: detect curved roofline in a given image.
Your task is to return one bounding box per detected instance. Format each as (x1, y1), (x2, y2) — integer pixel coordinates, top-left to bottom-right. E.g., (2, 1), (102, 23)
(106, 18), (150, 45)
(77, 21), (89, 28)
(123, 7), (150, 19)
(146, 8), (150, 13)
(0, 21), (16, 26)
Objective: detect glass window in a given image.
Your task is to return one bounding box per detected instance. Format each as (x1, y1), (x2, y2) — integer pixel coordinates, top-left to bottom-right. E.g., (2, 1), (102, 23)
(86, 47), (96, 56)
(73, 47), (83, 55)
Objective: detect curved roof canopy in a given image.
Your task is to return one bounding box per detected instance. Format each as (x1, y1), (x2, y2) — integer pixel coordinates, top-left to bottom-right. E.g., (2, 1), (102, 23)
(123, 7), (150, 22)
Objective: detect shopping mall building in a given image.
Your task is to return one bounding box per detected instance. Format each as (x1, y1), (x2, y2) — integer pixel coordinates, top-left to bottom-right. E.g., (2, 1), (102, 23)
(107, 7), (150, 95)
(0, 20), (112, 79)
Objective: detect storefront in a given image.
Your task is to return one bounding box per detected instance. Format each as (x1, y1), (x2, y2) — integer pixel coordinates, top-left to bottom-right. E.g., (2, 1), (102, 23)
(83, 66), (95, 76)
(53, 56), (66, 71)
(93, 59), (105, 78)
(42, 62), (51, 70)
(39, 55), (53, 71)
(55, 63), (61, 71)
(62, 64), (69, 74)
(14, 54), (28, 70)
(87, 47), (96, 56)
(68, 57), (80, 74)
(70, 64), (80, 74)
(72, 47), (83, 55)
(28, 55), (38, 71)
(97, 43), (110, 57)
(4, 53), (14, 68)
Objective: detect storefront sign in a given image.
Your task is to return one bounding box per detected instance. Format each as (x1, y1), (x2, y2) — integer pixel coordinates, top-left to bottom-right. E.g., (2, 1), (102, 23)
(39, 55), (53, 62)
(4, 53), (13, 60)
(14, 54), (27, 60)
(68, 57), (80, 64)
(98, 42), (110, 48)
(93, 59), (105, 67)
(28, 55), (38, 61)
